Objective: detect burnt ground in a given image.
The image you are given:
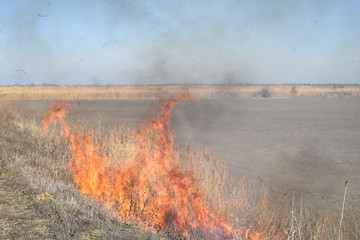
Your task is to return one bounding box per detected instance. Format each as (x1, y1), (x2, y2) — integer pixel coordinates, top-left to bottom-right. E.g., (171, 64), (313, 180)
(8, 97), (360, 218)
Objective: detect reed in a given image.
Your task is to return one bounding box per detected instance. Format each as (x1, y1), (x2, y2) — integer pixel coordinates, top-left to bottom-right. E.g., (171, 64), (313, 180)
(1, 85), (360, 100)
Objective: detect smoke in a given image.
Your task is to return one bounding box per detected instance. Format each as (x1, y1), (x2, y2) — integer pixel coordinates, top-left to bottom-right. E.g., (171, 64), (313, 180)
(98, 0), (255, 85)
(137, 3), (254, 85)
(1, 0), (359, 85)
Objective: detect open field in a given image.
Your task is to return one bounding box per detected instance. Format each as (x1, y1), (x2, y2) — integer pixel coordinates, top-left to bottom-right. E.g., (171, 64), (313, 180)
(1, 87), (360, 239)
(1, 85), (360, 100)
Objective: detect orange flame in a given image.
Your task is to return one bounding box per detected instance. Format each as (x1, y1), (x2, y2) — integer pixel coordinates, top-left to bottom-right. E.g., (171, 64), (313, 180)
(42, 95), (263, 240)
(42, 100), (71, 138)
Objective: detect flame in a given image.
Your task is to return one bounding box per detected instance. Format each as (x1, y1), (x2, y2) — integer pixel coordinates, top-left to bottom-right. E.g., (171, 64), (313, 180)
(42, 94), (263, 240)
(42, 100), (71, 138)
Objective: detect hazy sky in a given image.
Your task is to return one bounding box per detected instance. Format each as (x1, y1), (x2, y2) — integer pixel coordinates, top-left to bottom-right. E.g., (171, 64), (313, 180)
(0, 0), (359, 85)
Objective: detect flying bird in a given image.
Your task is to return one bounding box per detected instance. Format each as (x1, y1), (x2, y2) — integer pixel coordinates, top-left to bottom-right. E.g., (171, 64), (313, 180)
(16, 69), (27, 74)
(103, 41), (118, 48)
(37, 13), (48, 17)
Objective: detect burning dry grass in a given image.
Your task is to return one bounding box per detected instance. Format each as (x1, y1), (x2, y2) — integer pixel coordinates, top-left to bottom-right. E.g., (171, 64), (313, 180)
(0, 104), (163, 240)
(41, 96), (242, 239)
(0, 97), (359, 239)
(1, 85), (360, 100)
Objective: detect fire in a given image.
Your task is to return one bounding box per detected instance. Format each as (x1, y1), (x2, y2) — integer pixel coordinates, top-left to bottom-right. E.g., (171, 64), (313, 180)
(42, 94), (263, 240)
(42, 101), (71, 138)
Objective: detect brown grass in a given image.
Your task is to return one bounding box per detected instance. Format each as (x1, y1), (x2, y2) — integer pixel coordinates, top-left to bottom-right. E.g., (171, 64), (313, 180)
(0, 101), (359, 239)
(1, 85), (360, 100)
(0, 104), (166, 240)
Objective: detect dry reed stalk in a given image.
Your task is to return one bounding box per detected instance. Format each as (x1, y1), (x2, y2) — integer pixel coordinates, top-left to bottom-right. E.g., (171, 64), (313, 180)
(338, 180), (349, 240)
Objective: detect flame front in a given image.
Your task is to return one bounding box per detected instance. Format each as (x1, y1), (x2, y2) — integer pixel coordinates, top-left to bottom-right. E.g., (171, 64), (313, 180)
(42, 96), (262, 240)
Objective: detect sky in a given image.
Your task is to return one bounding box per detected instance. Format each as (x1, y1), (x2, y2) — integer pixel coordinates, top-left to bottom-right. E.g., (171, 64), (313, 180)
(0, 0), (359, 85)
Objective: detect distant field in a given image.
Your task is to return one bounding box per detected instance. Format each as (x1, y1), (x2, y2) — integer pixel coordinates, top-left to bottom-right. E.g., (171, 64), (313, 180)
(1, 85), (360, 100)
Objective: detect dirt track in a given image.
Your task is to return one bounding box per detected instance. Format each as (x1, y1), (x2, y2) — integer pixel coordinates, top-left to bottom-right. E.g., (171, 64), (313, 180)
(9, 97), (360, 216)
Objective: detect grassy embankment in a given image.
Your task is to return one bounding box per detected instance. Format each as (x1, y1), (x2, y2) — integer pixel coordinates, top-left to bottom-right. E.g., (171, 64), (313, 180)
(0, 104), (170, 240)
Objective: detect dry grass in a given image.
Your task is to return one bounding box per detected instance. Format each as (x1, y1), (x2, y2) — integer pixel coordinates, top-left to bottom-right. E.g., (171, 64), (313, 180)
(178, 145), (360, 240)
(0, 104), (165, 240)
(1, 85), (360, 100)
(0, 102), (359, 239)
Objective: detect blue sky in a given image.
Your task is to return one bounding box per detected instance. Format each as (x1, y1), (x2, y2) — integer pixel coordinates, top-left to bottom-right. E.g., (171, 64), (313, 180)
(0, 0), (359, 85)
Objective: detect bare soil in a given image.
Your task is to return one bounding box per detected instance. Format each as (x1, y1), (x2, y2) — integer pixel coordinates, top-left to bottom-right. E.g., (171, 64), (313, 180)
(8, 97), (360, 217)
